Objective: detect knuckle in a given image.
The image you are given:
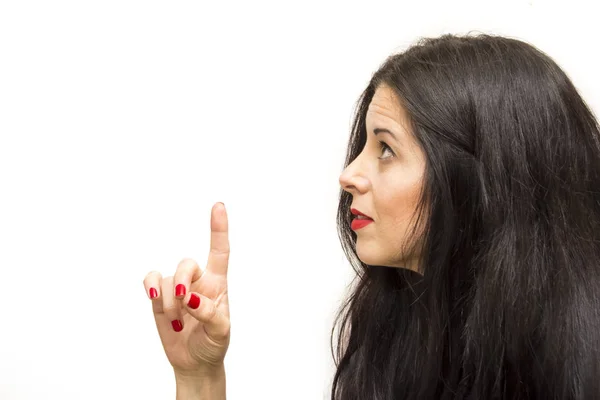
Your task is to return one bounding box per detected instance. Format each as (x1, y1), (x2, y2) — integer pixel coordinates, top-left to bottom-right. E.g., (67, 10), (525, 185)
(178, 257), (191, 266)
(144, 270), (161, 280)
(177, 258), (198, 270)
(213, 320), (231, 342)
(210, 247), (230, 256)
(222, 320), (231, 336)
(163, 306), (177, 316)
(205, 302), (219, 321)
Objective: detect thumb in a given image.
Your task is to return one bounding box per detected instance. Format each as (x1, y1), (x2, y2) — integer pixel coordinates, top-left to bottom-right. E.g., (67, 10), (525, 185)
(183, 292), (230, 341)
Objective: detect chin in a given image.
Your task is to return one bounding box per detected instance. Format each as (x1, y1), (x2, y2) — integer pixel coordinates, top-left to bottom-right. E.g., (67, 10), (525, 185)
(357, 244), (417, 271)
(356, 244), (383, 266)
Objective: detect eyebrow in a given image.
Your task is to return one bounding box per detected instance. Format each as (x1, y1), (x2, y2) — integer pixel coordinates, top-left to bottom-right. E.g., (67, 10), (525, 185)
(373, 128), (399, 142)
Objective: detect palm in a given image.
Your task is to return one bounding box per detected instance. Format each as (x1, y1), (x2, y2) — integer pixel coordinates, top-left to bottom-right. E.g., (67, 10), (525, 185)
(158, 272), (229, 369)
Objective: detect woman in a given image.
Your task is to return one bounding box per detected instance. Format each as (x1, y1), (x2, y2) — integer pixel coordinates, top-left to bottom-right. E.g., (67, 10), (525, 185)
(143, 33), (600, 399)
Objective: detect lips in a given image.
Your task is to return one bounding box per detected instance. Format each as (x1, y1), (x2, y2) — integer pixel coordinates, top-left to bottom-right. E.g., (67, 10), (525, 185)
(350, 208), (373, 220)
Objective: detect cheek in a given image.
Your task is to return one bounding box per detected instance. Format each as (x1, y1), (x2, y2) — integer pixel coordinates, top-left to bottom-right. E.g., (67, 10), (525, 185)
(378, 180), (422, 227)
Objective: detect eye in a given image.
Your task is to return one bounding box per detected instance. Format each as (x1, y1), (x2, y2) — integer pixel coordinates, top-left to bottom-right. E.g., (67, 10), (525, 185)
(377, 141), (395, 160)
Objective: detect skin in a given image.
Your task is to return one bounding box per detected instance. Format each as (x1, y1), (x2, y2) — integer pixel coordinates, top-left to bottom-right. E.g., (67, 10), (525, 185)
(143, 86), (425, 396)
(338, 84), (427, 272)
(143, 202), (230, 399)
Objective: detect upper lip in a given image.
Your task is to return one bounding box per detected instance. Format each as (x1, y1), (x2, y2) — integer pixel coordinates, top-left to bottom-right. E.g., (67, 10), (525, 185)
(350, 208), (373, 220)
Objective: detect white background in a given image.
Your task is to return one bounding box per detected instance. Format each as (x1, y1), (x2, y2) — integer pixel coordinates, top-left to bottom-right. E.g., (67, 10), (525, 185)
(1, 1), (599, 399)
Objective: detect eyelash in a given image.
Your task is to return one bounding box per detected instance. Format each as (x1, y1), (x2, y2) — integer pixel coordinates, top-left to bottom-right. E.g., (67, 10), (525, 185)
(377, 141), (395, 160)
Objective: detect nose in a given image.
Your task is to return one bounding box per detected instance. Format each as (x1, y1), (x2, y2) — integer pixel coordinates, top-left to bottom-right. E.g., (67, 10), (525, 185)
(339, 159), (369, 195)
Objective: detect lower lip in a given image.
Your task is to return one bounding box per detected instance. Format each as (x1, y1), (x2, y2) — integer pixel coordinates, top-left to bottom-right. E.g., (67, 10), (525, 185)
(351, 218), (373, 230)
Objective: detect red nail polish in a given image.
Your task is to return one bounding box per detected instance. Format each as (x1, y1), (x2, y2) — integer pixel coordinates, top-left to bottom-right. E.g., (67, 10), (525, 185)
(188, 293), (201, 309)
(175, 284), (186, 297)
(149, 288), (158, 299)
(171, 319), (183, 332)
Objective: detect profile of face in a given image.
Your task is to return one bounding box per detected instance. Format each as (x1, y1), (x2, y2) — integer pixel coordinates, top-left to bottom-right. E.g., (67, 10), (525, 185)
(339, 85), (427, 272)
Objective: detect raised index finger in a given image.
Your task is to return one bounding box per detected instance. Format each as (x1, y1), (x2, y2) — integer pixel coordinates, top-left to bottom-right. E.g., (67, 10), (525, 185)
(207, 202), (230, 276)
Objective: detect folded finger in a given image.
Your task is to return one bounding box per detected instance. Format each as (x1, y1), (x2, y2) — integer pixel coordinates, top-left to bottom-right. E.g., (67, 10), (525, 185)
(183, 291), (230, 342)
(173, 258), (203, 300)
(143, 270), (165, 315)
(161, 276), (184, 332)
(143, 270), (162, 300)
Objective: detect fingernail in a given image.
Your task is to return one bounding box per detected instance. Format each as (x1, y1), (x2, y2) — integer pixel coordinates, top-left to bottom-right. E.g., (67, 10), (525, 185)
(171, 319), (183, 332)
(187, 293), (201, 309)
(149, 288), (158, 299)
(175, 284), (186, 297)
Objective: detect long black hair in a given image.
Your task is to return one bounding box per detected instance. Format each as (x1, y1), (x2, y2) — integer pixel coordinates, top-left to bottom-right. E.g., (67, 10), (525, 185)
(332, 33), (600, 399)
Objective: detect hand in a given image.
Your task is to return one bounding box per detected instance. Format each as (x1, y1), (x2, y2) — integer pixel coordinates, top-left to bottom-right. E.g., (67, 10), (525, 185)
(143, 202), (231, 376)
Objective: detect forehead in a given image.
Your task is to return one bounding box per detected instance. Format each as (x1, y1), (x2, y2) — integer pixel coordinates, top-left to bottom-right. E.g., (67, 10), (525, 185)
(367, 85), (406, 125)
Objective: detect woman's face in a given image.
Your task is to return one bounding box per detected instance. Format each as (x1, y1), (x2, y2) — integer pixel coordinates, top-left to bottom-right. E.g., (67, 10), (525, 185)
(339, 84), (427, 271)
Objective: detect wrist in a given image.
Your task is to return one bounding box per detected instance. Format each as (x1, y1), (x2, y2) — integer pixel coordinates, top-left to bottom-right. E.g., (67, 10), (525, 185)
(174, 362), (225, 383)
(174, 363), (226, 400)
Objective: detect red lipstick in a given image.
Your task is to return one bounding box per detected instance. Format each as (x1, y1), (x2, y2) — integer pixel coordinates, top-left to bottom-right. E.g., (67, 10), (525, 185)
(350, 208), (374, 230)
